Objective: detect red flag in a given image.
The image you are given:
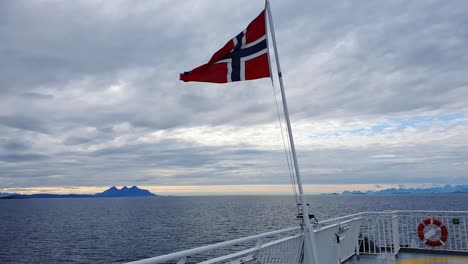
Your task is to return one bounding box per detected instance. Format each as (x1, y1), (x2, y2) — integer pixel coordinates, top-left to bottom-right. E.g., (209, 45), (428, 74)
(180, 11), (270, 83)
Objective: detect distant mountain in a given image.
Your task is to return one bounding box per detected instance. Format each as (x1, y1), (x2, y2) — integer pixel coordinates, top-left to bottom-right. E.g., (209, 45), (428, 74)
(0, 186), (156, 199)
(0, 192), (17, 198)
(94, 186), (156, 197)
(7, 194), (93, 199)
(342, 184), (468, 195)
(342, 191), (368, 195)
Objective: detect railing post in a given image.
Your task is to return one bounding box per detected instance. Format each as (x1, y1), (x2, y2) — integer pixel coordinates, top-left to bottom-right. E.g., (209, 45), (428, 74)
(255, 239), (263, 249)
(356, 235), (360, 256)
(392, 214), (400, 255)
(356, 214), (363, 256)
(176, 256), (186, 264)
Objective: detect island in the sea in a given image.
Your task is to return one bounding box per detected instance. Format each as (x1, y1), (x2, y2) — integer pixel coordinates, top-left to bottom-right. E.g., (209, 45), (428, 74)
(0, 186), (157, 199)
(341, 184), (468, 195)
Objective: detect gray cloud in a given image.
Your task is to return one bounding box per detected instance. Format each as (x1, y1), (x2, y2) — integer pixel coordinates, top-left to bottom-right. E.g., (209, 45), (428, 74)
(0, 115), (49, 133)
(1, 140), (30, 151)
(0, 153), (48, 163)
(0, 0), (467, 191)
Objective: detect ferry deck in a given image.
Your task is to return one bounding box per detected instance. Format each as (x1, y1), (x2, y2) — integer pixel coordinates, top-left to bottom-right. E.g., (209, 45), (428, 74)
(345, 251), (468, 264)
(126, 210), (468, 264)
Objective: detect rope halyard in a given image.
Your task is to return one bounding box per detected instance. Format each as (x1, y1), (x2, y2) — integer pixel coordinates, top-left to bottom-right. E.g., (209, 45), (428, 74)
(270, 77), (300, 216)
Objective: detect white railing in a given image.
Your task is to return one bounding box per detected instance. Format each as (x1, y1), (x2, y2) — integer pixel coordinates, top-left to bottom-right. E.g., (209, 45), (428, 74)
(124, 217), (362, 264)
(126, 210), (468, 264)
(396, 210), (468, 252)
(125, 226), (303, 264)
(356, 211), (400, 255)
(332, 210), (468, 255)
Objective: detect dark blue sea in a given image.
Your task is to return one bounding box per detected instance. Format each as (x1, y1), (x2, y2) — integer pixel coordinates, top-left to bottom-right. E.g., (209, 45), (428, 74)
(1, 194), (467, 263)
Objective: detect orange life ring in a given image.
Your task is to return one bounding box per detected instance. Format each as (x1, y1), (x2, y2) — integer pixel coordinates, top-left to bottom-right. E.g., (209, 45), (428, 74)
(417, 218), (448, 247)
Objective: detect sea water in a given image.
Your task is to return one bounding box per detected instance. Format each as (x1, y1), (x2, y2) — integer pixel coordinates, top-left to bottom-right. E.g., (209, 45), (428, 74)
(1, 194), (467, 263)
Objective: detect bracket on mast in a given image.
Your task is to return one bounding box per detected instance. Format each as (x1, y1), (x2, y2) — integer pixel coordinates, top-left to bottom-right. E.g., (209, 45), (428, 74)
(297, 203), (318, 224)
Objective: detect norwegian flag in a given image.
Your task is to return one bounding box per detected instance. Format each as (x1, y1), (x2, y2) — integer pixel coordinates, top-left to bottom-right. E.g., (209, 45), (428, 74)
(180, 10), (270, 83)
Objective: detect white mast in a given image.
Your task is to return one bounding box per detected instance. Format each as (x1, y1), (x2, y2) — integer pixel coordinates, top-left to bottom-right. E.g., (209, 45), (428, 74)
(265, 1), (319, 263)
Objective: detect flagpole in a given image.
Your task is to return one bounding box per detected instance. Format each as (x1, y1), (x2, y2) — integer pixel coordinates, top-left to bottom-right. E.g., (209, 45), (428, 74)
(265, 1), (319, 263)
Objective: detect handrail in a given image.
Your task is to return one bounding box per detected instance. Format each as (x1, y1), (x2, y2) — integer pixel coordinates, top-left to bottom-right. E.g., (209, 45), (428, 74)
(396, 210), (468, 214)
(198, 234), (303, 264)
(356, 210), (468, 255)
(318, 210), (468, 225)
(125, 226), (301, 264)
(126, 210), (468, 264)
(317, 212), (365, 225)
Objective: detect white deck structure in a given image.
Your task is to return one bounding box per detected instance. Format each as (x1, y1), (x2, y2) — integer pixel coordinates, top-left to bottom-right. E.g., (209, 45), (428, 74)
(126, 210), (468, 264)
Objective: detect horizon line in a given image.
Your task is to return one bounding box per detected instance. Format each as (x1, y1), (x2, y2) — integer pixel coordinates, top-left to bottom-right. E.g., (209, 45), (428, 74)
(1, 183), (460, 196)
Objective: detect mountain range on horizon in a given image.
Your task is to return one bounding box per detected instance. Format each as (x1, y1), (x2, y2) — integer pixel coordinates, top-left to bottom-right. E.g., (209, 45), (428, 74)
(342, 184), (468, 195)
(0, 186), (156, 199)
(94, 186), (156, 197)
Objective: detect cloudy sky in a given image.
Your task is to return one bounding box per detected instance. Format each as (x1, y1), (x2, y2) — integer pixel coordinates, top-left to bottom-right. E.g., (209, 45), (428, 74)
(1, 0), (467, 195)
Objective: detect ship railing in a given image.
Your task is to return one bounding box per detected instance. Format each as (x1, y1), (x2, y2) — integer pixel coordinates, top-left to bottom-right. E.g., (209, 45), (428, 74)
(354, 211), (400, 255)
(126, 215), (363, 264)
(125, 226), (303, 264)
(126, 210), (468, 263)
(395, 210), (468, 253)
(318, 210), (468, 255)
